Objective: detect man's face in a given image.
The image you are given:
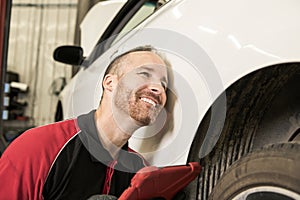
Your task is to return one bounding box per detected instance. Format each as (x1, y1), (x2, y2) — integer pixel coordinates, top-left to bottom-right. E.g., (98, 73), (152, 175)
(113, 51), (168, 126)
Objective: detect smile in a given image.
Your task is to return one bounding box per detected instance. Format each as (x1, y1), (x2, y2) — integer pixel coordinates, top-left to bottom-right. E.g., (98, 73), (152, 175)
(140, 97), (156, 107)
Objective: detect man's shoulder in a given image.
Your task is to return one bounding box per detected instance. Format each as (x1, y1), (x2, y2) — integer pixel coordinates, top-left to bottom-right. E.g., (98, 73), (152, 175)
(2, 118), (80, 165)
(17, 119), (79, 145)
(31, 118), (79, 134)
(0, 119), (81, 199)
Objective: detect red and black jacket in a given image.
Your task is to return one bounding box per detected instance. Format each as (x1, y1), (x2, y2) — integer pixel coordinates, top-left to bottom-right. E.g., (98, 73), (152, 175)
(0, 110), (147, 200)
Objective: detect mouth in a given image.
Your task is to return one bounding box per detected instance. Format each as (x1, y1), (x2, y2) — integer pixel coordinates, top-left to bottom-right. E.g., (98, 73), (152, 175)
(140, 97), (157, 107)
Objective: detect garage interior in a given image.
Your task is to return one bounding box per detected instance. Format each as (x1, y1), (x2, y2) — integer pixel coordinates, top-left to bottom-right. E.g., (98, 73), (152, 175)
(1, 1), (300, 199)
(0, 0), (98, 154)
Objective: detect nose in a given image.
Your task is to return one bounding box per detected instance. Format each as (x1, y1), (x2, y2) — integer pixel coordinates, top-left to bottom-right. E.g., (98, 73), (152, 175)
(149, 84), (164, 95)
(147, 84), (167, 105)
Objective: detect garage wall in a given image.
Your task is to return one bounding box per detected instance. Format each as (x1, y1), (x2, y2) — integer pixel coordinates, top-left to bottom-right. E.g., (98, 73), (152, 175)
(7, 0), (77, 126)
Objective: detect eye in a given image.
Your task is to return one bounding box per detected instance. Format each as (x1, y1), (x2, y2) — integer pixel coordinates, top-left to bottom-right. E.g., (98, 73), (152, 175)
(138, 71), (151, 78)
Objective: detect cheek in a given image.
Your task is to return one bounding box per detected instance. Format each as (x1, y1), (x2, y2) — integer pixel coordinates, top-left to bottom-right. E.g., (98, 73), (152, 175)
(114, 81), (137, 103)
(121, 78), (146, 93)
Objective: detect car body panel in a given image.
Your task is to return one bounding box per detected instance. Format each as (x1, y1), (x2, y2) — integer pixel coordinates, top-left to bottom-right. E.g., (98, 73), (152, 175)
(80, 0), (127, 56)
(59, 0), (300, 166)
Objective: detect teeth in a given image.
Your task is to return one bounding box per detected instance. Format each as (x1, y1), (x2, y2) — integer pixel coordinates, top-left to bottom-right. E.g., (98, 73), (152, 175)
(141, 97), (156, 107)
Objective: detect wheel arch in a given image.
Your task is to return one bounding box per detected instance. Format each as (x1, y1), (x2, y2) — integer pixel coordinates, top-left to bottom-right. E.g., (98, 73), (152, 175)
(187, 62), (300, 199)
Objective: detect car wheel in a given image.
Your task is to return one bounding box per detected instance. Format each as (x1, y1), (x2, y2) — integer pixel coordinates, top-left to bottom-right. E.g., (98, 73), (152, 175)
(208, 143), (300, 200)
(184, 64), (300, 200)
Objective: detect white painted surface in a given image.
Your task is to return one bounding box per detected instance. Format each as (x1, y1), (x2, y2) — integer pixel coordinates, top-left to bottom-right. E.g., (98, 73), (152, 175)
(60, 0), (300, 166)
(80, 0), (127, 56)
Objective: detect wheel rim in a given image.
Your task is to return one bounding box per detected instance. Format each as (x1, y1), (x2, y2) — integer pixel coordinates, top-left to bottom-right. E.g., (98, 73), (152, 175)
(232, 186), (300, 200)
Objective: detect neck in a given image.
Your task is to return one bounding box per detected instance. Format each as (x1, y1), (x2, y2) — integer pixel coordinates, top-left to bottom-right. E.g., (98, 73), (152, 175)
(94, 105), (139, 159)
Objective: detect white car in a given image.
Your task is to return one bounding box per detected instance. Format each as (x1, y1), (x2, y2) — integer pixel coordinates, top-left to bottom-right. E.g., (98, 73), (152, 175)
(54, 0), (300, 199)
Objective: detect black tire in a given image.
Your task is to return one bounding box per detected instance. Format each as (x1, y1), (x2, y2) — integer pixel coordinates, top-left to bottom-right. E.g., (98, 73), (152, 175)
(208, 143), (300, 200)
(186, 64), (300, 200)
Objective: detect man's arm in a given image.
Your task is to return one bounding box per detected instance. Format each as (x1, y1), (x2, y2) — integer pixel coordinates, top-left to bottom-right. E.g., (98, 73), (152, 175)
(0, 119), (79, 200)
(0, 152), (30, 199)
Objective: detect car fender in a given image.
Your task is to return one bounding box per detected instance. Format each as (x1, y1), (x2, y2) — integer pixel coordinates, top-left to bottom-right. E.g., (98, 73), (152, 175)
(60, 0), (300, 167)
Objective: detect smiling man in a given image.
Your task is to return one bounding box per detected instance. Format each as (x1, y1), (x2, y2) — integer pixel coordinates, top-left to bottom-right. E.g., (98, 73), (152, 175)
(94, 46), (169, 160)
(0, 45), (170, 200)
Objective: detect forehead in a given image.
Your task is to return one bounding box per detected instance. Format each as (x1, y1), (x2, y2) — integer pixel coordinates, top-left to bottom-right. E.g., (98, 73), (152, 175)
(123, 51), (167, 71)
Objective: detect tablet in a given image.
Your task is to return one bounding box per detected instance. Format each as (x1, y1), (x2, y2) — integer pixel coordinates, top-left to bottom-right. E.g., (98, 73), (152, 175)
(119, 162), (201, 200)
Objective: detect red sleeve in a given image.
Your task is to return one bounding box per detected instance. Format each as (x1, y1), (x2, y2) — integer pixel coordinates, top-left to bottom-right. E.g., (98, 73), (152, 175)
(0, 153), (27, 200)
(0, 119), (78, 200)
(0, 128), (45, 200)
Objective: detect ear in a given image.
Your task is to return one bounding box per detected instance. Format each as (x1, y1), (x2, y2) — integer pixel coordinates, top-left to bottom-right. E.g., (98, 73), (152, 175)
(102, 74), (118, 92)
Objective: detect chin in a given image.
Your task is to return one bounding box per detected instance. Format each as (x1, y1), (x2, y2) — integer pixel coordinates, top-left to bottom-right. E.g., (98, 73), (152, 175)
(133, 117), (153, 127)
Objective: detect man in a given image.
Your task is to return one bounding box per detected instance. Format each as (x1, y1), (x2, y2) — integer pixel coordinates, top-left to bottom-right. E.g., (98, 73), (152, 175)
(0, 46), (169, 200)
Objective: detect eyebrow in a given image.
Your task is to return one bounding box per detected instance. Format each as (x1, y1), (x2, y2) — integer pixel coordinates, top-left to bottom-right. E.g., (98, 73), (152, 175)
(138, 66), (154, 72)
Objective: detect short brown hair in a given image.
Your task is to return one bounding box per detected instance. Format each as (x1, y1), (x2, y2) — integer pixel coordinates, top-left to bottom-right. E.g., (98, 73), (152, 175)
(104, 45), (169, 77)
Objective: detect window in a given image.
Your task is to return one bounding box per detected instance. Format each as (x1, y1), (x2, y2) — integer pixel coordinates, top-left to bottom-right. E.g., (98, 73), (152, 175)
(111, 1), (157, 46)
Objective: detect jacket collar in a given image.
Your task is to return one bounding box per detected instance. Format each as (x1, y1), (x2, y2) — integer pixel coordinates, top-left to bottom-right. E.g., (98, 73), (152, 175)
(77, 110), (143, 172)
